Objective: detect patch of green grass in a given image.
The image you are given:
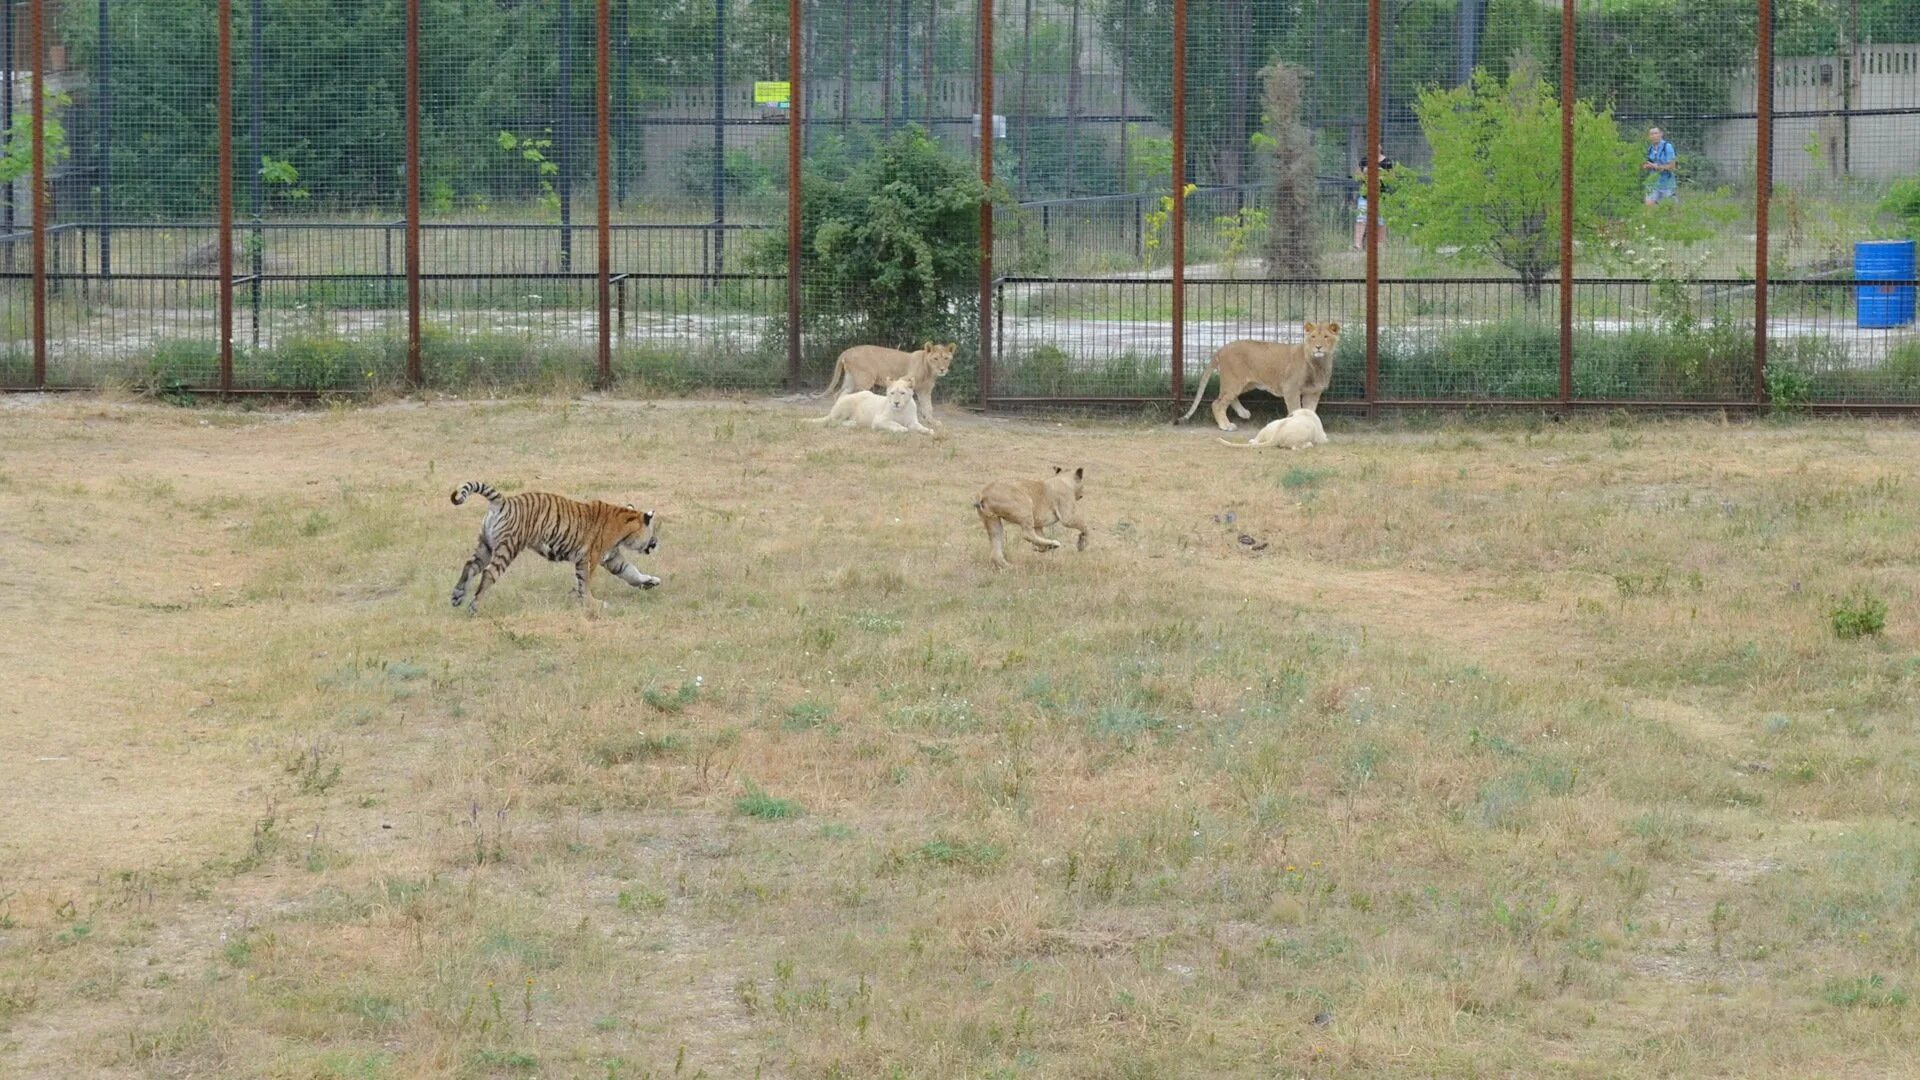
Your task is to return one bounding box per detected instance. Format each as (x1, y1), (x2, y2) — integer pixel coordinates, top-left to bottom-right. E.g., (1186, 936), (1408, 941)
(735, 782), (803, 821)
(913, 836), (1004, 870)
(642, 679), (701, 714)
(783, 701), (832, 731)
(592, 731), (682, 766)
(1280, 466), (1329, 490)
(1821, 974), (1909, 1009)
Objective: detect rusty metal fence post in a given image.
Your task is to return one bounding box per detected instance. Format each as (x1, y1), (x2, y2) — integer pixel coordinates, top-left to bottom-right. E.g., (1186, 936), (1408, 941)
(405, 0), (422, 386)
(217, 0), (234, 393)
(786, 0), (803, 388)
(596, 0), (612, 387)
(1168, 0), (1185, 405)
(28, 0), (44, 386)
(1754, 0), (1772, 405)
(1559, 0), (1575, 405)
(1363, 0), (1380, 404)
(978, 0), (995, 405)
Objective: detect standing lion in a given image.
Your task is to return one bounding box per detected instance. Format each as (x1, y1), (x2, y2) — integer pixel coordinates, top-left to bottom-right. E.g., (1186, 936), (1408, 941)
(1180, 322), (1342, 432)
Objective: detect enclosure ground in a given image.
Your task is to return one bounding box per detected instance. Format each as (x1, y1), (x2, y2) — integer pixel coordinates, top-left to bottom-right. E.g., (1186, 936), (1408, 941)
(2, 395), (1918, 1077)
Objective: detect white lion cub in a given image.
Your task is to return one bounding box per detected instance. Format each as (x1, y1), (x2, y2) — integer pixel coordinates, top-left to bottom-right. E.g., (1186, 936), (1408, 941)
(1218, 408), (1327, 450)
(808, 376), (933, 434)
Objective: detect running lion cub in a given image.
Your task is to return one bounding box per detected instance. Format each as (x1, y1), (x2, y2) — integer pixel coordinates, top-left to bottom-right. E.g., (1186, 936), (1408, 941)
(820, 342), (956, 426)
(1181, 321), (1342, 431)
(974, 466), (1088, 569)
(808, 376), (933, 434)
(1218, 408), (1327, 450)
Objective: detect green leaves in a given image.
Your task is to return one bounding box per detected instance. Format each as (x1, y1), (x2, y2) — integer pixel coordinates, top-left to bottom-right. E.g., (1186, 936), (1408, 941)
(780, 128), (993, 348)
(1393, 65), (1639, 300)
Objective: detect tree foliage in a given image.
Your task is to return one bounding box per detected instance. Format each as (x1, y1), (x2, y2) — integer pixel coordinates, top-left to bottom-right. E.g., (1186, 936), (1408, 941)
(1393, 63), (1640, 301)
(59, 0), (792, 217)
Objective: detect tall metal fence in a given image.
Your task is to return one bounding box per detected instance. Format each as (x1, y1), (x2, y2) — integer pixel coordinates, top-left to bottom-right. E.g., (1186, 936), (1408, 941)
(0, 0), (1916, 409)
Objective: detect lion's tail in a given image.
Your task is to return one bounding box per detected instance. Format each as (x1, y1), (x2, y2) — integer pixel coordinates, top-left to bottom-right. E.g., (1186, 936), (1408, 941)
(1216, 437), (1259, 448)
(1179, 353), (1221, 424)
(817, 355), (846, 398)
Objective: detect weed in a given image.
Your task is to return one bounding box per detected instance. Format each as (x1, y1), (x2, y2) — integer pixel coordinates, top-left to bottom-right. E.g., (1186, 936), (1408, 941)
(287, 739), (343, 795)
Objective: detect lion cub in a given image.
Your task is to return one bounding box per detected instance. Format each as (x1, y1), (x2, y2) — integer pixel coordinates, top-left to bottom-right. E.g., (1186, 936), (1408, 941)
(974, 466), (1088, 569)
(808, 376), (933, 434)
(820, 342), (956, 425)
(1219, 408), (1327, 450)
(1181, 321), (1342, 431)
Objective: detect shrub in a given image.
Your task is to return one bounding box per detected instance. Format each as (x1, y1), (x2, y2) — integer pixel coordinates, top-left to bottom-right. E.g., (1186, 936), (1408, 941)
(769, 128), (995, 364)
(1831, 591), (1888, 640)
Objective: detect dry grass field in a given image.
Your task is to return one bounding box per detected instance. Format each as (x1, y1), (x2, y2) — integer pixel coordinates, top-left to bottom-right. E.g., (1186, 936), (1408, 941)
(2, 394), (1918, 1078)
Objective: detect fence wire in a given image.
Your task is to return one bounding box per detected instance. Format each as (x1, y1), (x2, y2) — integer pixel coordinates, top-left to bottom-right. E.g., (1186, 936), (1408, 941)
(0, 0), (1915, 407)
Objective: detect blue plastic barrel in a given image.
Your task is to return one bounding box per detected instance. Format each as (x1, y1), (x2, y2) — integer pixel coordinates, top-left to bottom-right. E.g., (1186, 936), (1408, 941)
(1856, 240), (1916, 328)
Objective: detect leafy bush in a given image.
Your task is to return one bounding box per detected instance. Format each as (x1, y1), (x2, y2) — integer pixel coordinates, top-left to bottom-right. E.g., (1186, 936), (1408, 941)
(1830, 591), (1888, 641)
(771, 127), (994, 363)
(1884, 179), (1920, 240)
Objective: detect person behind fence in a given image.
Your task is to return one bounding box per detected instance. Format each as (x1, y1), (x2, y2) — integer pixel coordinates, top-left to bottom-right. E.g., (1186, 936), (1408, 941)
(1351, 153), (1396, 252)
(1642, 127), (1678, 206)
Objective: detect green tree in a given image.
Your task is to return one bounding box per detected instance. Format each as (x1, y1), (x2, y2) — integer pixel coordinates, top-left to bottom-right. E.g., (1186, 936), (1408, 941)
(1393, 62), (1640, 302)
(775, 127), (993, 352)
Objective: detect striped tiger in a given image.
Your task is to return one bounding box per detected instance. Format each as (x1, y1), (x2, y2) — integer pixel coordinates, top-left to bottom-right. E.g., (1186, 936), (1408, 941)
(449, 482), (660, 613)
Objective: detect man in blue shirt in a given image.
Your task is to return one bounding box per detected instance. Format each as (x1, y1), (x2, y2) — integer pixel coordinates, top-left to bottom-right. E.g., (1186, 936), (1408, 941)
(1643, 127), (1678, 206)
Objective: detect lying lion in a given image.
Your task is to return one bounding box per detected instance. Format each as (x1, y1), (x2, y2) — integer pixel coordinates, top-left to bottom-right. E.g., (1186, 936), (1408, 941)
(821, 342), (956, 426)
(807, 377), (933, 434)
(1219, 408), (1327, 450)
(974, 466), (1088, 569)
(1180, 321), (1342, 432)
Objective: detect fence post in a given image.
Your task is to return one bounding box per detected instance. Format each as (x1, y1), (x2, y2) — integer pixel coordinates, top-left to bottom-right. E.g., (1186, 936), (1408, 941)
(977, 0), (994, 405)
(596, 0), (612, 387)
(785, 0), (803, 388)
(405, 0), (422, 386)
(249, 0), (263, 350)
(1169, 0), (1185, 407)
(1363, 0), (1379, 405)
(217, 0), (234, 393)
(28, 0), (44, 386)
(1754, 0), (1772, 406)
(96, 0), (110, 284)
(1558, 0), (1574, 406)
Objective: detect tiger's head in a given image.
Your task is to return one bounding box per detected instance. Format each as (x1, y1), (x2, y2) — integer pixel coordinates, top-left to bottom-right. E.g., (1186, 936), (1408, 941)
(618, 504), (660, 555)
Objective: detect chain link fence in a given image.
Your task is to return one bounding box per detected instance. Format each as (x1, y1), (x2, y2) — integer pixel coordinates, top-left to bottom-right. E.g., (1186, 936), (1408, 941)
(0, 0), (1915, 407)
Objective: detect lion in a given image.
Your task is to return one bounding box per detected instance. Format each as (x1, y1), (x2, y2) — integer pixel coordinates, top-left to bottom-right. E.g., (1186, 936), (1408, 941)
(1218, 408), (1327, 450)
(974, 466), (1088, 569)
(1180, 322), (1342, 432)
(820, 342), (957, 426)
(806, 377), (933, 434)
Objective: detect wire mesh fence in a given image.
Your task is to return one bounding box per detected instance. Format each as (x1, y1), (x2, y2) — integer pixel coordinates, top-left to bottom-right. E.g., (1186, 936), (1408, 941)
(0, 0), (1915, 407)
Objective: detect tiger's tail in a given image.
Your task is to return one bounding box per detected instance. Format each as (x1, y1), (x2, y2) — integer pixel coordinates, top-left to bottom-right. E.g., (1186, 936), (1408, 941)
(451, 481), (506, 507)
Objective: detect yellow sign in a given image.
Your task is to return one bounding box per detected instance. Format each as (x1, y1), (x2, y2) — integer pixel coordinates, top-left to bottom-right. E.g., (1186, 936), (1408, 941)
(754, 81), (791, 106)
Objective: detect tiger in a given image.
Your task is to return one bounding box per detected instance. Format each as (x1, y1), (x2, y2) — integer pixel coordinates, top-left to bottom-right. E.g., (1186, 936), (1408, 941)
(448, 482), (660, 613)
